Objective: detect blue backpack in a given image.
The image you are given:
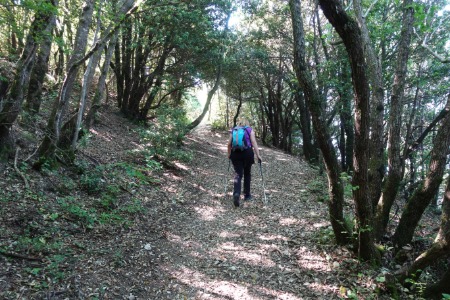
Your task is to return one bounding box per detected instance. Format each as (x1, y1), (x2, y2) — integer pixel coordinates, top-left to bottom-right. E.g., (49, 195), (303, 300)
(231, 126), (252, 151)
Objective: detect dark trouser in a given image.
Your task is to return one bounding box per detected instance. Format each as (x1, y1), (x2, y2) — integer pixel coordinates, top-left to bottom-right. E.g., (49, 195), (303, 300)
(230, 148), (254, 198)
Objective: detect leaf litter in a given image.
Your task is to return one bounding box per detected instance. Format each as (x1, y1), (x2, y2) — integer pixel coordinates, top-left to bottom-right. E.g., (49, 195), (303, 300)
(0, 106), (433, 299)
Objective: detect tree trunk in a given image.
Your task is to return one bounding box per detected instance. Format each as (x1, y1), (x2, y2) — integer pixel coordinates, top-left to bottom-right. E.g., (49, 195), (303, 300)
(374, 0), (415, 240)
(423, 262), (450, 299)
(71, 0), (104, 149)
(393, 169), (450, 298)
(392, 94), (450, 249)
(24, 5), (57, 115)
(289, 0), (350, 246)
(0, 0), (56, 158)
(86, 32), (118, 128)
(37, 0), (96, 161)
(318, 0), (380, 263)
(353, 0), (386, 212)
(188, 64), (222, 130)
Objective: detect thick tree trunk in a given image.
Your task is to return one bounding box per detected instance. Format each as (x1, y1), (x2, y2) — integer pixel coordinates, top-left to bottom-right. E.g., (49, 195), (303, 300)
(424, 263), (450, 299)
(24, 7), (57, 115)
(392, 94), (450, 249)
(353, 0), (386, 212)
(393, 170), (450, 297)
(374, 0), (414, 239)
(318, 0), (380, 262)
(289, 0), (350, 246)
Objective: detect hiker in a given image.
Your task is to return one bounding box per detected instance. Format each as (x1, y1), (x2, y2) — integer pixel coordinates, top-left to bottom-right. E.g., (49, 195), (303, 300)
(227, 119), (262, 207)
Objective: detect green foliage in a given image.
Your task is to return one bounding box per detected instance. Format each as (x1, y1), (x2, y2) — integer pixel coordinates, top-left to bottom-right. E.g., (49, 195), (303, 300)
(442, 294), (450, 299)
(340, 172), (359, 198)
(80, 167), (105, 195)
(307, 178), (327, 194)
(314, 226), (335, 245)
(211, 118), (228, 131)
(140, 105), (192, 164)
(57, 196), (97, 229)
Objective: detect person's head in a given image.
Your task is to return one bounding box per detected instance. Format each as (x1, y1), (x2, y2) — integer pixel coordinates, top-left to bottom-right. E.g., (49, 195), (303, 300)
(237, 117), (250, 127)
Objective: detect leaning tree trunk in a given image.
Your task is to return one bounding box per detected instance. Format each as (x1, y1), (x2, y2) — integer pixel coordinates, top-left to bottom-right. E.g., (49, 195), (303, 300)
(36, 0), (95, 162)
(188, 65), (222, 131)
(24, 5), (57, 115)
(0, 0), (56, 158)
(423, 261), (450, 299)
(392, 94), (450, 249)
(289, 0), (350, 246)
(318, 0), (380, 262)
(394, 170), (450, 285)
(36, 0), (139, 163)
(71, 0), (105, 150)
(85, 32), (119, 128)
(374, 0), (414, 240)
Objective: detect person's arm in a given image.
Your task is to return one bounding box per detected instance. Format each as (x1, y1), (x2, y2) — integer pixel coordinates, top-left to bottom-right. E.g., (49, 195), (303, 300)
(250, 130), (262, 161)
(227, 134), (232, 158)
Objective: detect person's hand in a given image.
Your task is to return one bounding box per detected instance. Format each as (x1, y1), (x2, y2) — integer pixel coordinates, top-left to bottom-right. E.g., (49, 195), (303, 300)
(257, 157), (262, 164)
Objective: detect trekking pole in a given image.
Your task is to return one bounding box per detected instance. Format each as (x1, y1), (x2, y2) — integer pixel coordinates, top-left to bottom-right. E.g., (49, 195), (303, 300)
(224, 159), (231, 196)
(258, 159), (268, 204)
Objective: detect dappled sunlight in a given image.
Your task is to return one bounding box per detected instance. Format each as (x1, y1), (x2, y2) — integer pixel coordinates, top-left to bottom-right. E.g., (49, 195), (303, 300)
(218, 230), (241, 239)
(194, 205), (226, 221)
(295, 246), (331, 272)
(257, 234), (289, 242)
(313, 221), (329, 228)
(165, 265), (308, 300)
(274, 155), (289, 161)
(279, 217), (300, 226)
(89, 128), (112, 142)
(163, 172), (182, 181)
(174, 161), (190, 171)
(166, 266), (258, 299)
(166, 232), (204, 253)
(214, 241), (277, 268)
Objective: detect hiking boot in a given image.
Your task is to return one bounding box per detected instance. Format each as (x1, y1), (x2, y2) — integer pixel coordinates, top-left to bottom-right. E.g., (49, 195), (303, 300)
(233, 194), (240, 207)
(244, 195), (252, 201)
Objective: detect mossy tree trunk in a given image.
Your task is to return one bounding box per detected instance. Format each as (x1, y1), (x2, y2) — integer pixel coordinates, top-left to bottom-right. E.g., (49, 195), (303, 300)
(317, 0), (381, 262)
(289, 0), (351, 246)
(0, 0), (56, 159)
(374, 0), (414, 240)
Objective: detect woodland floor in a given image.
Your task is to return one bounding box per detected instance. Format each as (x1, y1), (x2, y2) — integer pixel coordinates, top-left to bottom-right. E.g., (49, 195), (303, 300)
(0, 106), (442, 299)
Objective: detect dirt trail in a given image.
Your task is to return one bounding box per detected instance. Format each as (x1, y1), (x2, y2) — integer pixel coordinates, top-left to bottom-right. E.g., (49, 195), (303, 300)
(1, 110), (378, 299)
(138, 125), (348, 299)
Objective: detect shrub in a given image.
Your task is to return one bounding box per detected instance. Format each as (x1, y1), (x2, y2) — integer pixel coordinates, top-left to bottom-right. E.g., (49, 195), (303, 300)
(139, 105), (192, 164)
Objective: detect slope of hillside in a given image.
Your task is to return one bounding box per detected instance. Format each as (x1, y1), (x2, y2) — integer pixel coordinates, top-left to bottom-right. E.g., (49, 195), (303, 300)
(1, 106), (398, 299)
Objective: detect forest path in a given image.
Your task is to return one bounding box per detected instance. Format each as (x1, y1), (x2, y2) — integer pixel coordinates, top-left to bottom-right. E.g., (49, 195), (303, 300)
(145, 124), (346, 299)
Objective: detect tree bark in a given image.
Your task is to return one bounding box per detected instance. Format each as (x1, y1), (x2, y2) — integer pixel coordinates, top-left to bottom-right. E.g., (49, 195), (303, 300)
(71, 0), (105, 149)
(85, 32), (119, 128)
(24, 4), (57, 115)
(353, 0), (386, 212)
(393, 168), (450, 298)
(392, 94), (450, 249)
(318, 0), (380, 262)
(374, 0), (415, 240)
(294, 90), (317, 163)
(0, 0), (56, 158)
(188, 64), (222, 130)
(289, 0), (350, 246)
(36, 0), (96, 162)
